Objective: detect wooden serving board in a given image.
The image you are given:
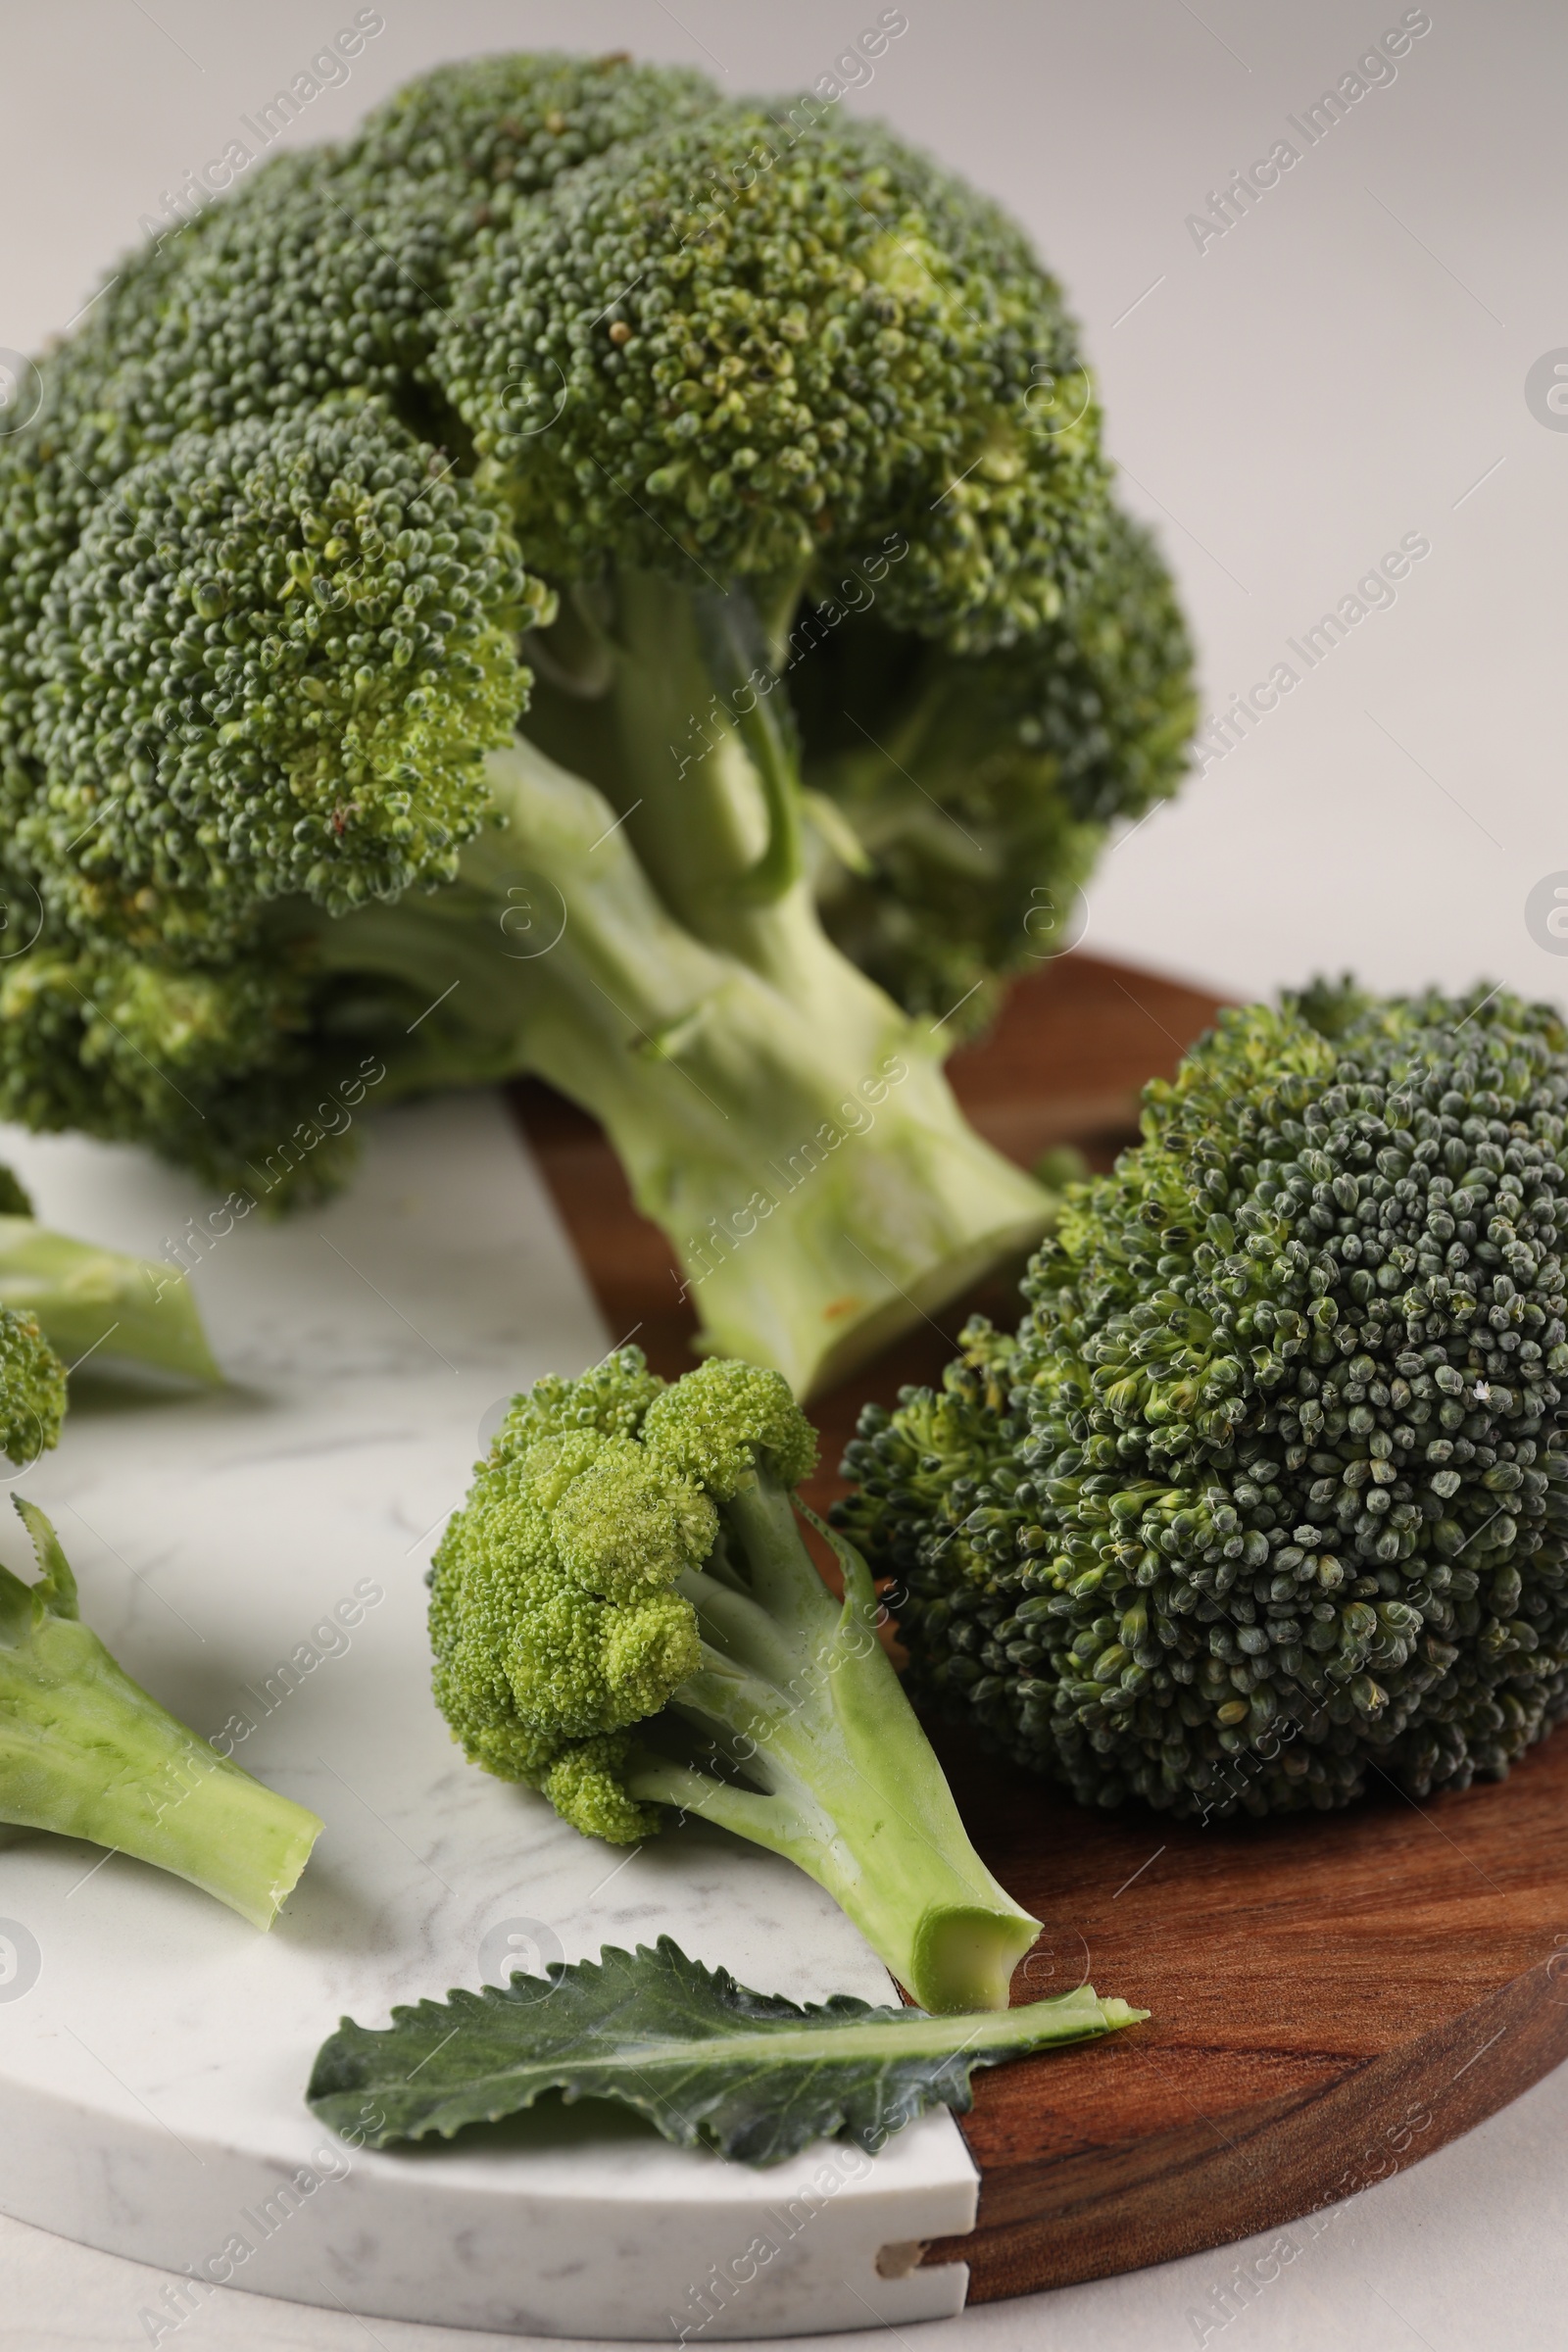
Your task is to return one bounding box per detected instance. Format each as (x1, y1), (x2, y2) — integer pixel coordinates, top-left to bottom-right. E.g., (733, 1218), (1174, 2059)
(512, 953), (1568, 2302)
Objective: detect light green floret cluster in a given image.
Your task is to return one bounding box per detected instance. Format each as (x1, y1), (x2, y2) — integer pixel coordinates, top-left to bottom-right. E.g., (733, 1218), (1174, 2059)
(0, 1299), (66, 1467)
(429, 1351), (808, 1841)
(429, 1348), (1040, 2012)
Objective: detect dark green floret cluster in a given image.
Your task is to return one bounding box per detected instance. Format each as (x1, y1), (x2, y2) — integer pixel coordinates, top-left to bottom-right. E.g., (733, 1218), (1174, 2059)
(429, 1347), (1040, 2012)
(27, 406), (542, 946)
(442, 106), (1105, 640)
(0, 48), (1194, 1388)
(840, 985), (1568, 1818)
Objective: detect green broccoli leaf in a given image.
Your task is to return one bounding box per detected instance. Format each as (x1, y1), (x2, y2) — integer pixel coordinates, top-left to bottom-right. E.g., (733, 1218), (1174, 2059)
(305, 1936), (1145, 2166)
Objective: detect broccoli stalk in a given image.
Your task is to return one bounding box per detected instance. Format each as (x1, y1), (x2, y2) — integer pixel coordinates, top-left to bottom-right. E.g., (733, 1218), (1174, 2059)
(316, 727), (1047, 1393)
(0, 1165), (219, 1385)
(0, 1498), (321, 1927)
(428, 1348), (1039, 2012)
(0, 1226), (220, 1388)
(625, 1475), (1041, 2012)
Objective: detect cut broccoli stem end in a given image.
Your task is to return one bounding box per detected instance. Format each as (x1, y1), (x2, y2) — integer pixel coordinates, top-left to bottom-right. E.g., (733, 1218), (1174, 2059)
(0, 1618), (321, 1928)
(0, 1219), (222, 1385)
(628, 1474), (1041, 2012)
(309, 737), (1051, 1396)
(623, 1740), (1039, 2013)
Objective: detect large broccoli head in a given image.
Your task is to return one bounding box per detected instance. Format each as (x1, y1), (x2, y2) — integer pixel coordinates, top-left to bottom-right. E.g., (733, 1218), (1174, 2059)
(841, 985), (1568, 1816)
(0, 397), (546, 1194)
(0, 52), (1193, 1383)
(427, 1349), (816, 1841)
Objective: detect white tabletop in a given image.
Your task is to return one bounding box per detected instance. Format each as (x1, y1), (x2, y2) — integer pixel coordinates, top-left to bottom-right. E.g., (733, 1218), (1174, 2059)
(6, 2060), (1568, 2349)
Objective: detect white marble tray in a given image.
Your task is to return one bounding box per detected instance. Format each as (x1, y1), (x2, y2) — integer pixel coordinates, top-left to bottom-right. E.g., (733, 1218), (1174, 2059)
(0, 1095), (978, 2340)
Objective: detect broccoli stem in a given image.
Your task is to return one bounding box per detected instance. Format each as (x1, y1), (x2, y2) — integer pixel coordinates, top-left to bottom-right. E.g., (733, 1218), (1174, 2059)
(0, 1217), (220, 1384)
(0, 1502), (321, 1927)
(0, 1617), (319, 1927)
(624, 1472), (1041, 2013)
(313, 733), (1050, 1398)
(522, 566), (817, 969)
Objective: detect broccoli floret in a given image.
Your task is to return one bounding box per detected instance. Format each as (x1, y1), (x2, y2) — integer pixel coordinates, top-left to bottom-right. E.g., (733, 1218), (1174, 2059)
(840, 985), (1568, 1819)
(0, 1303), (66, 1467)
(26, 405), (545, 947)
(0, 54), (1194, 1396)
(430, 1348), (1040, 2011)
(0, 1497), (320, 1924)
(443, 106), (1104, 637)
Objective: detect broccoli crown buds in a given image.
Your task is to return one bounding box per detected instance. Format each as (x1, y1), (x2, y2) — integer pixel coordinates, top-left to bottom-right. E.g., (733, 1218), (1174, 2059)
(0, 1301), (65, 1467)
(28, 406), (547, 949)
(443, 107), (1103, 647)
(428, 1349), (816, 1840)
(841, 984), (1568, 1818)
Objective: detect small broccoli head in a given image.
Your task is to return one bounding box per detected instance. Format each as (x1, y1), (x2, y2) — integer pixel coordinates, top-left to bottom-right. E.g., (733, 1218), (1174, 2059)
(428, 1348), (819, 1839)
(843, 986), (1568, 1816)
(24, 404), (546, 950)
(0, 1303), (66, 1466)
(429, 1351), (726, 1837)
(442, 105), (1104, 642)
(641, 1354), (818, 1496)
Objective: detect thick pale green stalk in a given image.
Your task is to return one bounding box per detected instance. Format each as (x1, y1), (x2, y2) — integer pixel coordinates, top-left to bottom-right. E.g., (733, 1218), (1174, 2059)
(626, 1474), (1040, 2012)
(0, 1505), (319, 1928)
(313, 737), (1050, 1397)
(0, 1218), (220, 1383)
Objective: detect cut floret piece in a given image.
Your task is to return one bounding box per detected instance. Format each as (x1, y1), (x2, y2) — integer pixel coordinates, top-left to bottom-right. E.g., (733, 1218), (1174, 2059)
(429, 1349), (1041, 2011)
(0, 1498), (321, 1924)
(0, 1301), (66, 1468)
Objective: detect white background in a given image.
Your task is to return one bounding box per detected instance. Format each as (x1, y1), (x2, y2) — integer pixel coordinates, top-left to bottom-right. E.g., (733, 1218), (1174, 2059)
(3, 3), (1567, 2346)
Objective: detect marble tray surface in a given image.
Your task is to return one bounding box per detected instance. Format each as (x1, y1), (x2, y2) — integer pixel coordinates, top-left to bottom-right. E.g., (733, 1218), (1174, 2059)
(0, 1096), (977, 2341)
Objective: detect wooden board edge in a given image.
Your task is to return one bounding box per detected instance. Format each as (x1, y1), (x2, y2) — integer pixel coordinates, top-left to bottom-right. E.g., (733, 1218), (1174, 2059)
(928, 1954), (1568, 2301)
